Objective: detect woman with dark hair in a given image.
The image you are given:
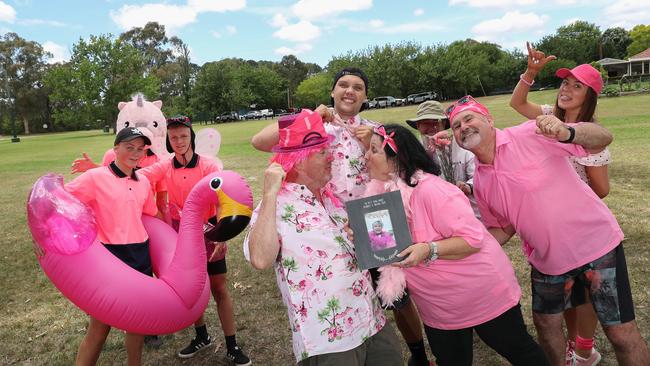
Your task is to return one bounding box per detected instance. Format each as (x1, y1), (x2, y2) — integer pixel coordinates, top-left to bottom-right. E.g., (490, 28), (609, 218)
(363, 124), (549, 366)
(510, 42), (610, 365)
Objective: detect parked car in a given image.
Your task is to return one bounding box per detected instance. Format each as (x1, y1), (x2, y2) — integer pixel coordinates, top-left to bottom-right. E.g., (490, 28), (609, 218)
(368, 99), (378, 108)
(394, 98), (405, 106)
(374, 96), (396, 108)
(244, 110), (263, 120)
(406, 91), (438, 105)
(219, 111), (239, 122)
(259, 109), (274, 119)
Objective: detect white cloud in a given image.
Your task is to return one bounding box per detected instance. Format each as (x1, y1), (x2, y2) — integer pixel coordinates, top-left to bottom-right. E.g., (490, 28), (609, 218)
(19, 19), (67, 27)
(292, 0), (372, 21)
(110, 4), (198, 32)
(110, 1), (246, 32)
(351, 20), (444, 34)
(472, 11), (548, 38)
(273, 20), (321, 42)
(274, 43), (313, 55)
(187, 0), (246, 12)
(42, 41), (69, 64)
(555, 0), (577, 4)
(413, 8), (424, 16)
(449, 0), (537, 7)
(226, 25), (237, 34)
(0, 1), (16, 23)
(211, 31), (222, 38)
(604, 0), (650, 29)
(270, 13), (288, 27)
(369, 19), (384, 28)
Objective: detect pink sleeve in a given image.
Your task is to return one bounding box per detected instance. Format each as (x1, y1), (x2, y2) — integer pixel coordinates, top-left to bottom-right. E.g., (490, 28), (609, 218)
(410, 187), (486, 248)
(518, 121), (588, 158)
(65, 171), (96, 206)
(101, 149), (115, 166)
(141, 179), (158, 216)
(138, 160), (168, 191)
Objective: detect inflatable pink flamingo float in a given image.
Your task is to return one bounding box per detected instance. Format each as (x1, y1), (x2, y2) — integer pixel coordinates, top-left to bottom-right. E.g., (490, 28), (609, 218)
(27, 171), (253, 334)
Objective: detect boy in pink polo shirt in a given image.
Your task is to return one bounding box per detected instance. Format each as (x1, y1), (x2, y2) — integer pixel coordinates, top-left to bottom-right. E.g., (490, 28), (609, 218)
(138, 116), (251, 366)
(446, 96), (650, 364)
(65, 127), (158, 366)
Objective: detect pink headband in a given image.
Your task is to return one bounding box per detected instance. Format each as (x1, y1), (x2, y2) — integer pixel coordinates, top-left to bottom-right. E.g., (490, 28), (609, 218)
(446, 96), (490, 122)
(374, 125), (397, 153)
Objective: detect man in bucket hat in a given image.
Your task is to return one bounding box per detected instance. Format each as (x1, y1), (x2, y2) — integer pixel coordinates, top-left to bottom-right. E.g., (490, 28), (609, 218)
(446, 95), (650, 365)
(407, 101), (478, 218)
(244, 109), (402, 365)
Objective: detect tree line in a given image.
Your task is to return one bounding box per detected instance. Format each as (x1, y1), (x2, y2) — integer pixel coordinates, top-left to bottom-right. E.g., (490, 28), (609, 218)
(1, 21), (649, 135)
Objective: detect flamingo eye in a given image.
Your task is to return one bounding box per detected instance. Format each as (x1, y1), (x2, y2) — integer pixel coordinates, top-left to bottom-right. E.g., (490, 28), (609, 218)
(124, 121), (130, 127)
(153, 121), (158, 128)
(210, 177), (222, 191)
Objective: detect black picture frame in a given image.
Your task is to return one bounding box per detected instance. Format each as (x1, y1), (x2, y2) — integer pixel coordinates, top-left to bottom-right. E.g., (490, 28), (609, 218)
(345, 190), (412, 270)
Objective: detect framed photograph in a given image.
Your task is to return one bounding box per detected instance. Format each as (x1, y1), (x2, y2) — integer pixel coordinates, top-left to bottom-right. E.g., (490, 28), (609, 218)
(345, 190), (412, 270)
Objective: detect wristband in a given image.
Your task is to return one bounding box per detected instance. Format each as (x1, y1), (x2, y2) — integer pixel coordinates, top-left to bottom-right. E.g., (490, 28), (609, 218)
(559, 126), (575, 144)
(519, 74), (534, 87)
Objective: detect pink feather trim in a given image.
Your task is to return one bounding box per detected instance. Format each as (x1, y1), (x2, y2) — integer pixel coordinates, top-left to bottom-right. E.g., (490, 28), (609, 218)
(376, 265), (407, 306)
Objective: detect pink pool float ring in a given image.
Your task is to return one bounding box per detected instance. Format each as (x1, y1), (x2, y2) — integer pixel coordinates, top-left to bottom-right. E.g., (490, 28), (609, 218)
(26, 171), (253, 334)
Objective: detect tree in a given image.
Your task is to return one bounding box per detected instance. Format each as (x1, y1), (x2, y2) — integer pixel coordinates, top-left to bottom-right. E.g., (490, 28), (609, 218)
(191, 59), (252, 121)
(0, 32), (51, 135)
(627, 24), (650, 57)
(275, 55), (309, 108)
(44, 34), (160, 131)
(537, 21), (601, 65)
(601, 27), (631, 60)
(295, 73), (332, 108)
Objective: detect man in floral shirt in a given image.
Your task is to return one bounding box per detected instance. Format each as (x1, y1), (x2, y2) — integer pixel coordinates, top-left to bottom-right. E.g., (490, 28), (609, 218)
(244, 109), (401, 365)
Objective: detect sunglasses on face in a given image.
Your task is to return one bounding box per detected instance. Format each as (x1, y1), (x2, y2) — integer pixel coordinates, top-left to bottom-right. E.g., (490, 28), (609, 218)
(445, 95), (478, 116)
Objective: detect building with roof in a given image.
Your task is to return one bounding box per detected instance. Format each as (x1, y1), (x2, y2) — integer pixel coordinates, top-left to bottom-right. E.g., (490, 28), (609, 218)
(597, 48), (650, 78)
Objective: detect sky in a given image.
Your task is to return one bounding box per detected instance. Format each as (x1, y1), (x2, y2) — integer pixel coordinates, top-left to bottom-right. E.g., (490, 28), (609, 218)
(1, 0), (648, 67)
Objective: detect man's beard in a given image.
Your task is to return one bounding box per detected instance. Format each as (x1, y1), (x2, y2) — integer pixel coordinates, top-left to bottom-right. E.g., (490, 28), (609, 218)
(459, 129), (481, 150)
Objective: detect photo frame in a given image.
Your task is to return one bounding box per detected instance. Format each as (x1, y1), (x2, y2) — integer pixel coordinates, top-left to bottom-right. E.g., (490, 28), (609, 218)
(345, 190), (412, 270)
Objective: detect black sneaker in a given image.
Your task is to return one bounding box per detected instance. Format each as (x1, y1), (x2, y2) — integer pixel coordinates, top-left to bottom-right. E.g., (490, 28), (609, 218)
(144, 335), (163, 349)
(226, 346), (252, 366)
(177, 335), (212, 358)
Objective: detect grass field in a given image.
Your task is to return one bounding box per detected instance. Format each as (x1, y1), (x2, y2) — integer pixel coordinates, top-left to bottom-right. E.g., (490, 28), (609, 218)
(1, 90), (649, 365)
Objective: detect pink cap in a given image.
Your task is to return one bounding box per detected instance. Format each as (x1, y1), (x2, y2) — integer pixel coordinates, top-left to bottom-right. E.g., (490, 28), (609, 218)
(447, 96), (490, 122)
(555, 64), (603, 94)
(271, 109), (334, 153)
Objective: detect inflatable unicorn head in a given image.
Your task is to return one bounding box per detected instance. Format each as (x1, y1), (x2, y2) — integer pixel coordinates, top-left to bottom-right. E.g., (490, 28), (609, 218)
(116, 93), (167, 158)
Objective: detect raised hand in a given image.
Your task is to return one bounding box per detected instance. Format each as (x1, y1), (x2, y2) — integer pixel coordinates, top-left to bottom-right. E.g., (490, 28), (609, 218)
(352, 125), (373, 149)
(315, 104), (334, 123)
(263, 163), (286, 196)
(525, 41), (557, 76)
(71, 153), (99, 174)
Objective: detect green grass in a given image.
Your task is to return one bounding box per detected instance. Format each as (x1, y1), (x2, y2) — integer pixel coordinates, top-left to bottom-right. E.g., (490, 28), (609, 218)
(1, 90), (649, 365)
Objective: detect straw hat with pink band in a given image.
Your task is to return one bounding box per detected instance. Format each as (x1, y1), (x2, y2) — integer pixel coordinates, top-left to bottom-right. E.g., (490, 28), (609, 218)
(555, 64), (604, 94)
(446, 95), (491, 122)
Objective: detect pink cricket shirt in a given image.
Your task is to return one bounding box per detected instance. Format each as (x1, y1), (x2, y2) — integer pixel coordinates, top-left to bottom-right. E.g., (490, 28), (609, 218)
(406, 174), (521, 330)
(474, 121), (624, 275)
(138, 153), (220, 221)
(65, 162), (157, 244)
(102, 148), (166, 193)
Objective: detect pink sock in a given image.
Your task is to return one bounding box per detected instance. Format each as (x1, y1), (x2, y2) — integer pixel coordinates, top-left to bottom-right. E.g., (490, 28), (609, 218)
(576, 335), (594, 350)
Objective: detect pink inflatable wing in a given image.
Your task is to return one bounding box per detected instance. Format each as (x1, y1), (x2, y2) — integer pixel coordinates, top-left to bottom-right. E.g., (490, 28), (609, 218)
(26, 171), (253, 334)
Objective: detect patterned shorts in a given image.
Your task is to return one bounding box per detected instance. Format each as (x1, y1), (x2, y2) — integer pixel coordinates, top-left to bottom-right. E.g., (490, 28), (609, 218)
(530, 244), (635, 326)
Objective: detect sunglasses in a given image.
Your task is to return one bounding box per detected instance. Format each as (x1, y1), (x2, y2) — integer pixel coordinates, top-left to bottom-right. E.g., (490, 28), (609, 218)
(445, 95), (477, 116)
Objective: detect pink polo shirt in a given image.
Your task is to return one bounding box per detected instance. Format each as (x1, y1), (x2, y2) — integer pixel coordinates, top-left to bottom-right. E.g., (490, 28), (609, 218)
(65, 162), (157, 245)
(102, 148), (166, 193)
(406, 174), (521, 330)
(474, 121), (624, 275)
(138, 153), (220, 222)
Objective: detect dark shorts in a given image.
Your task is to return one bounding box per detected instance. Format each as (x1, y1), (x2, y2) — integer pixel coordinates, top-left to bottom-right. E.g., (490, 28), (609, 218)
(103, 240), (153, 277)
(207, 257), (227, 276)
(531, 244), (635, 326)
(369, 267), (410, 310)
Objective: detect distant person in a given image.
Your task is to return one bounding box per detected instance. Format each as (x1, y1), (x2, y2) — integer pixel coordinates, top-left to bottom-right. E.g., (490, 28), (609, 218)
(446, 95), (650, 365)
(406, 101), (478, 218)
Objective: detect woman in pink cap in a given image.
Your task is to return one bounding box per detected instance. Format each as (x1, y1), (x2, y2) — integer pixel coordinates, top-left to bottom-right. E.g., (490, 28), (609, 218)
(510, 42), (610, 365)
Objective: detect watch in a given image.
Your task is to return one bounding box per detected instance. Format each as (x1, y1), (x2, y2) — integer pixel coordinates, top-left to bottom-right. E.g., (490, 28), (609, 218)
(559, 126), (575, 144)
(427, 241), (439, 263)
